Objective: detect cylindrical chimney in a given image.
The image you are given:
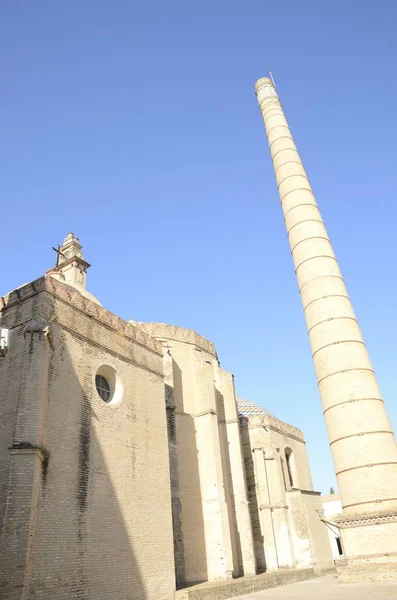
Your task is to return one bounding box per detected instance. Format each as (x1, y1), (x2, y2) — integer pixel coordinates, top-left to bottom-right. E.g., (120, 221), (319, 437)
(255, 76), (397, 582)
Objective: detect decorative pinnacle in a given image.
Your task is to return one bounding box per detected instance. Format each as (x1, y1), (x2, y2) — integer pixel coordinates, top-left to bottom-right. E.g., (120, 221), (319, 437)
(58, 233), (83, 264)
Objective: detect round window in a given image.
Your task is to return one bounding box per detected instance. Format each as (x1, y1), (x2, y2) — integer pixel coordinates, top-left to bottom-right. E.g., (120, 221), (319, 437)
(95, 374), (111, 403)
(95, 365), (123, 405)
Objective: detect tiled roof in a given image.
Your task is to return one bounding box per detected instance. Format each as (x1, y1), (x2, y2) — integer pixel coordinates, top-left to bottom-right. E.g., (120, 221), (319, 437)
(237, 397), (275, 419)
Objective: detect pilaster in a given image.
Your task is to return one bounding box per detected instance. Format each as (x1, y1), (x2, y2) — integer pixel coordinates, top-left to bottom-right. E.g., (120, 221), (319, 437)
(0, 321), (50, 599)
(216, 370), (256, 577)
(162, 346), (185, 586)
(265, 450), (294, 568)
(194, 360), (233, 580)
(252, 447), (279, 571)
(225, 420), (256, 575)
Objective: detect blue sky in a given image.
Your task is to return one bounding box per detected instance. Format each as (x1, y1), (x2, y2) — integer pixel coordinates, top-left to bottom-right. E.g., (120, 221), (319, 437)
(1, 1), (396, 494)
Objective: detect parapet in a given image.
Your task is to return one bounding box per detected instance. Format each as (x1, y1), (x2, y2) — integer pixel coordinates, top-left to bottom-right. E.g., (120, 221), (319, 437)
(0, 275), (163, 355)
(135, 322), (218, 359)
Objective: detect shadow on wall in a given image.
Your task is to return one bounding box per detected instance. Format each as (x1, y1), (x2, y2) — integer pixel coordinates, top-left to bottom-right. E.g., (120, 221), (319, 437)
(0, 291), (171, 600)
(43, 330), (146, 598)
(239, 417), (266, 574)
(165, 379), (186, 588)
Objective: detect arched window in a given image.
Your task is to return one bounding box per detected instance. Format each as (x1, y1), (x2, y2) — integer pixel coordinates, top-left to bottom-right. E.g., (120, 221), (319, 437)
(94, 365), (123, 405)
(285, 448), (294, 488)
(95, 374), (111, 403)
(336, 537), (343, 556)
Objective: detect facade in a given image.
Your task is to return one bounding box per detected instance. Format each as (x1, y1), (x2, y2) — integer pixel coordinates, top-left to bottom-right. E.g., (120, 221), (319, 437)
(0, 245), (175, 600)
(255, 76), (397, 582)
(0, 234), (333, 599)
(239, 399), (332, 574)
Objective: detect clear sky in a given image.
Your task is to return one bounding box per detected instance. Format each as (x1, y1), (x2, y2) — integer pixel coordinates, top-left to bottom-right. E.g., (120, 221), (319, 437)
(1, 1), (396, 494)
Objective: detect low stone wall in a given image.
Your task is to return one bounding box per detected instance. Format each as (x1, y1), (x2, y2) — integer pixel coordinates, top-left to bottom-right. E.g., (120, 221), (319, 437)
(336, 553), (397, 583)
(175, 568), (320, 600)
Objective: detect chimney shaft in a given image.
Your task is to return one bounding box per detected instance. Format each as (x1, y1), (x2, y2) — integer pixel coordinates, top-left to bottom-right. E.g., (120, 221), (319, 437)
(255, 76), (397, 582)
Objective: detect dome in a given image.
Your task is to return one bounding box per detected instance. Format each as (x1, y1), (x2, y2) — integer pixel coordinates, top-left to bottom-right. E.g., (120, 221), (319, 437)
(237, 397), (275, 419)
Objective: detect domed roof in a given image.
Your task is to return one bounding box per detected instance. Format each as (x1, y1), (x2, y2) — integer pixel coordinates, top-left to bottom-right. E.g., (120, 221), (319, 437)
(237, 397), (275, 419)
(237, 398), (305, 441)
(48, 272), (101, 306)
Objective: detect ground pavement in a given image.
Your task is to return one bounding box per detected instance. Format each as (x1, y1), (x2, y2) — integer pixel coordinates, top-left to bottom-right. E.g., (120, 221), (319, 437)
(232, 575), (397, 600)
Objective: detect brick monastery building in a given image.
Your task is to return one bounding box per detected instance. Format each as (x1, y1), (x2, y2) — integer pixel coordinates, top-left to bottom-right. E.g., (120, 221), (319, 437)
(5, 73), (396, 597)
(0, 233), (333, 599)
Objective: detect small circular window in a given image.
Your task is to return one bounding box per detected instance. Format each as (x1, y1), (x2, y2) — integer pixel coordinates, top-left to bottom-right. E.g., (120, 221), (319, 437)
(95, 374), (111, 403)
(95, 365), (123, 405)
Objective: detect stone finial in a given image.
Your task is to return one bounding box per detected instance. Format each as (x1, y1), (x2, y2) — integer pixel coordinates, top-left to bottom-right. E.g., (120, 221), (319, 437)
(58, 233), (84, 265)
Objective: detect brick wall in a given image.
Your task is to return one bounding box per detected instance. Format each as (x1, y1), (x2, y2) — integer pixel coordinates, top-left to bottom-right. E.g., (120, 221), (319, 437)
(0, 278), (175, 600)
(140, 324), (256, 583)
